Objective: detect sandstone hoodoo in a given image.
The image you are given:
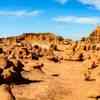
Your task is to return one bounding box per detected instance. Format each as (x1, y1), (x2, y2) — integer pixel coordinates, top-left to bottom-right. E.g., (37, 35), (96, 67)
(88, 26), (100, 43)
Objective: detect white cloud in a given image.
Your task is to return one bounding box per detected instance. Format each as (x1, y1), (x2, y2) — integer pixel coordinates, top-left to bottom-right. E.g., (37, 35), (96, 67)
(55, 0), (68, 4)
(0, 10), (42, 16)
(78, 0), (100, 10)
(53, 16), (100, 25)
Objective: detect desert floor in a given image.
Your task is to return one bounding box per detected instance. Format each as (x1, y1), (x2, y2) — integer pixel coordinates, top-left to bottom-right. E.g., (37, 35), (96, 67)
(5, 59), (98, 100)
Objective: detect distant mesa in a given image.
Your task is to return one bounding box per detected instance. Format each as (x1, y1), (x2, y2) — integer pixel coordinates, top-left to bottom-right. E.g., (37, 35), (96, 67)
(0, 26), (100, 44)
(0, 32), (68, 45)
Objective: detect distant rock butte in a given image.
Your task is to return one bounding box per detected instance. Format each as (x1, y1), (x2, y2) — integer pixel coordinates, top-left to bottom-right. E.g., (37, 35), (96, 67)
(88, 26), (100, 43)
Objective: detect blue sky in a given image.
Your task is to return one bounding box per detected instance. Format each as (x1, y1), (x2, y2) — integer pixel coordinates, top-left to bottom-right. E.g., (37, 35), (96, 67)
(0, 0), (100, 39)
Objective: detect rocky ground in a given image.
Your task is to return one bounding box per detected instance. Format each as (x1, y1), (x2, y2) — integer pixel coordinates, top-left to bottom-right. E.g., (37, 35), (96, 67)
(0, 27), (100, 100)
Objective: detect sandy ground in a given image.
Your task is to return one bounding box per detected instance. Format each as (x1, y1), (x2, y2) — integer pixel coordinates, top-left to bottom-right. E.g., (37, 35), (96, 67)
(7, 60), (100, 100)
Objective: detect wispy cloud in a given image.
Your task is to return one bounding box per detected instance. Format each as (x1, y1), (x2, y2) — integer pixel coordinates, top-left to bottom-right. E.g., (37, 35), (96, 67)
(53, 16), (100, 25)
(0, 10), (42, 16)
(55, 0), (68, 4)
(78, 0), (100, 10)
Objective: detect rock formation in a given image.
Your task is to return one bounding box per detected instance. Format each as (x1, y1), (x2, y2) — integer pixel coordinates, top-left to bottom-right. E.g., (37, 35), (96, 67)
(0, 27), (100, 100)
(89, 26), (100, 43)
